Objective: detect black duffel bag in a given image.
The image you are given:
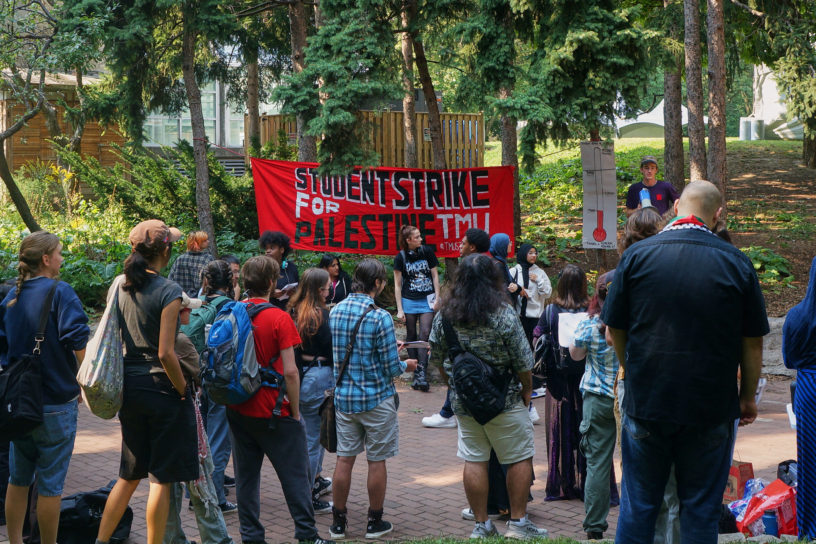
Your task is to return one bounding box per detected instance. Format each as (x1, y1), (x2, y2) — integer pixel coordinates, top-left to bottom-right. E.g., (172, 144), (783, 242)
(57, 480), (133, 544)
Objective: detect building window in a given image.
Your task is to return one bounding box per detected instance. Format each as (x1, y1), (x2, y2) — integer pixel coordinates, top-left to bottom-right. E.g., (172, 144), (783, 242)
(145, 82), (218, 146)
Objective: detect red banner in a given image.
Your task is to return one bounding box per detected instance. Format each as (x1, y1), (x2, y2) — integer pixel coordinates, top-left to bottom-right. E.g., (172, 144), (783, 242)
(251, 158), (515, 258)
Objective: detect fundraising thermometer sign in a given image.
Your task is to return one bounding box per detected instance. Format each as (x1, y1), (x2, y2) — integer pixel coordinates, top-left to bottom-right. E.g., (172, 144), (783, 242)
(251, 158), (515, 258)
(580, 142), (618, 250)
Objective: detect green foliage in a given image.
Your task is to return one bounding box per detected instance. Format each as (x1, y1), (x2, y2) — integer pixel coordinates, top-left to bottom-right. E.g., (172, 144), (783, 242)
(272, 0), (402, 174)
(740, 246), (794, 288)
(0, 198), (133, 308)
(519, 3), (661, 171)
(55, 142), (258, 239)
(259, 129), (298, 161)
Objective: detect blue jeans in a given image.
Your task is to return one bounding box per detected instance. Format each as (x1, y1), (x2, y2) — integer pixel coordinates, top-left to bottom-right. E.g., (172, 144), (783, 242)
(10, 400), (78, 496)
(300, 365), (334, 481)
(440, 388), (454, 419)
(207, 398), (233, 505)
(616, 414), (733, 544)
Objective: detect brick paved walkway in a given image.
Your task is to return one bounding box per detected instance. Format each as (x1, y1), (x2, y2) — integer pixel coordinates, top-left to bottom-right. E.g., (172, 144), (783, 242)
(0, 376), (796, 543)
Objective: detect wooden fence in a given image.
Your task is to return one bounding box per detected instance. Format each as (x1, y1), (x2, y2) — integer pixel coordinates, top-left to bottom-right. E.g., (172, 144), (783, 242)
(252, 111), (484, 169)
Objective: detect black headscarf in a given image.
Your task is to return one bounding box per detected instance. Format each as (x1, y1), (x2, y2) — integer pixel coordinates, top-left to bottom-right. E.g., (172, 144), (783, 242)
(515, 243), (535, 315)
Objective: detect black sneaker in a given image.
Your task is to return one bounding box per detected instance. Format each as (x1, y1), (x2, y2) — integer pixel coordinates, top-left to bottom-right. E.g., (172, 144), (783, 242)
(365, 519), (393, 539)
(224, 475), (236, 487)
(313, 475), (332, 498)
(313, 498), (333, 514)
(219, 501), (238, 514)
(330, 507), (347, 540)
(299, 538), (336, 544)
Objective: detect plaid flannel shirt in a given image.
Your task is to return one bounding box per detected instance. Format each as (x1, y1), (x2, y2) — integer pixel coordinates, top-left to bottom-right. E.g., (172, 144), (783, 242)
(573, 315), (619, 398)
(168, 251), (214, 297)
(329, 293), (404, 414)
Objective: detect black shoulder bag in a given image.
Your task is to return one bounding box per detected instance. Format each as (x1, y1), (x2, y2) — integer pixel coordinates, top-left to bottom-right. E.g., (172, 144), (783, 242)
(442, 318), (510, 425)
(0, 280), (58, 439)
(319, 304), (375, 452)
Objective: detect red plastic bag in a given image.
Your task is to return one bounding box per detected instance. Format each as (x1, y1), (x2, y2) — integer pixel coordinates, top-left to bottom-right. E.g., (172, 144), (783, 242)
(736, 478), (797, 536)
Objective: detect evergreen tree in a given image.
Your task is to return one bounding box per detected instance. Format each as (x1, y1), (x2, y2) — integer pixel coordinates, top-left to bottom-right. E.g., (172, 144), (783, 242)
(518, 0), (659, 171)
(273, 0), (402, 174)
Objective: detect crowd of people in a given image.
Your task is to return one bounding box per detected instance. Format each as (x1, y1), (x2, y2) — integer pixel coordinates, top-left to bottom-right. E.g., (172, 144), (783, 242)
(0, 157), (782, 543)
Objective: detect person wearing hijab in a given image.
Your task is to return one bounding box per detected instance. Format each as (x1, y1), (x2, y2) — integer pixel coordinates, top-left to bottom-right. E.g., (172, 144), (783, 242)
(783, 256), (816, 539)
(511, 243), (552, 349)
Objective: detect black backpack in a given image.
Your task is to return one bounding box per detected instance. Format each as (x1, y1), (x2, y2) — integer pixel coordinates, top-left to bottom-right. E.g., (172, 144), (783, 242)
(442, 318), (511, 425)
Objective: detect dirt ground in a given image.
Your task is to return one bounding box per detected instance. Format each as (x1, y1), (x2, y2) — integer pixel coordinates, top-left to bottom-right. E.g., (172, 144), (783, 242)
(548, 142), (816, 317)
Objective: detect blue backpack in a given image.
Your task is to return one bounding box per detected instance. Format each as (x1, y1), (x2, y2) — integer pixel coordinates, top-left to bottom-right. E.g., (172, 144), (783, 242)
(200, 301), (284, 406)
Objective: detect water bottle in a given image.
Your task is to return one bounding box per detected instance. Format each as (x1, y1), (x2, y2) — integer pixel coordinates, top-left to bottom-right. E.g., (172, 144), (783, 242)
(762, 509), (778, 536)
(639, 187), (652, 208)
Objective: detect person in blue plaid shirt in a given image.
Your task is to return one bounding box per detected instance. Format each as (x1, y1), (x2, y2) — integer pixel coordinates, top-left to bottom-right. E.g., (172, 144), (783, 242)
(328, 259), (417, 540)
(569, 271), (620, 540)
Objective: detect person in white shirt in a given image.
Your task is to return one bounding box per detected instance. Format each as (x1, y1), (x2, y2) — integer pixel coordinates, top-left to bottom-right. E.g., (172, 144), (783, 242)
(511, 243), (552, 349)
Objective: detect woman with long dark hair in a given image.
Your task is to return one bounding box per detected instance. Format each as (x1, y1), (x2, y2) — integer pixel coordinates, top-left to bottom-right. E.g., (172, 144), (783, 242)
(96, 220), (197, 544)
(428, 254), (547, 539)
(1, 231), (90, 544)
(318, 254), (351, 307)
(393, 225), (440, 392)
(288, 267), (335, 512)
(533, 264), (590, 501)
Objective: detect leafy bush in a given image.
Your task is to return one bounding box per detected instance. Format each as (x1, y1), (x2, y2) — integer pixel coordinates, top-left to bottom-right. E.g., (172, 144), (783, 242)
(740, 246), (793, 287)
(0, 198), (133, 308)
(55, 141), (259, 239)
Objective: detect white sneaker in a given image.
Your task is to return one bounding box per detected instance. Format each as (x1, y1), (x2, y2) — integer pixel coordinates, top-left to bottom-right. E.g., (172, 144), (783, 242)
(505, 517), (548, 540)
(422, 413), (457, 428)
(470, 521), (499, 539)
(528, 405), (541, 425)
(462, 507), (506, 521)
(530, 387), (547, 399)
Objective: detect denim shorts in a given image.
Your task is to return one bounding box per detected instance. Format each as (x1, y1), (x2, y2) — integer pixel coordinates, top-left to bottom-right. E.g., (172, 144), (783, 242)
(9, 399), (78, 496)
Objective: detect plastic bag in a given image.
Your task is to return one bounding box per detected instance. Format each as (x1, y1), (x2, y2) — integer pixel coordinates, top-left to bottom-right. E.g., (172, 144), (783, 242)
(736, 478), (797, 536)
(76, 276), (124, 419)
(729, 478), (767, 523)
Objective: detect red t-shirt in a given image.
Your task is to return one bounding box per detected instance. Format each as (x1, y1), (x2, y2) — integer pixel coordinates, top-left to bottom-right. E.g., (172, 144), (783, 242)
(230, 299), (301, 418)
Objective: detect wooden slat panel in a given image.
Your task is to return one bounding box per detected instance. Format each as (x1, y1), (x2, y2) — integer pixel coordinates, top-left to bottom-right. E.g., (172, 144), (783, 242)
(253, 111), (485, 169)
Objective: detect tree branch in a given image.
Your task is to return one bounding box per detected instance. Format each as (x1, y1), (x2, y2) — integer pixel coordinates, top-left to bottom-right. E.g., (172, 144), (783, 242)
(729, 0), (765, 18)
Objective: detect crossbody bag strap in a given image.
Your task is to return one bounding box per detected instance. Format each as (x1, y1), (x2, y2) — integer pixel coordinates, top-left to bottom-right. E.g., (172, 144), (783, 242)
(335, 304), (375, 389)
(441, 318), (464, 358)
(32, 280), (59, 356)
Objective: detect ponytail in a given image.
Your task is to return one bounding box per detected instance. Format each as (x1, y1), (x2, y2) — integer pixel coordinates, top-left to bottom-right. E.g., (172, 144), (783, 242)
(7, 231), (60, 307)
(124, 239), (169, 294)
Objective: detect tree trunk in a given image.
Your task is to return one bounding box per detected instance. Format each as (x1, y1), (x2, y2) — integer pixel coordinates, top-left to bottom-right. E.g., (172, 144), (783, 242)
(0, 145), (40, 231)
(684, 0), (707, 181)
(68, 68), (86, 154)
(706, 0), (727, 213)
(182, 21), (217, 257)
(805, 135), (816, 169)
(663, 0), (685, 191)
(499, 88), (520, 240)
(289, 0), (317, 162)
(314, 0), (324, 28)
(246, 47), (261, 155)
(401, 4), (418, 169)
(413, 37), (446, 170)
